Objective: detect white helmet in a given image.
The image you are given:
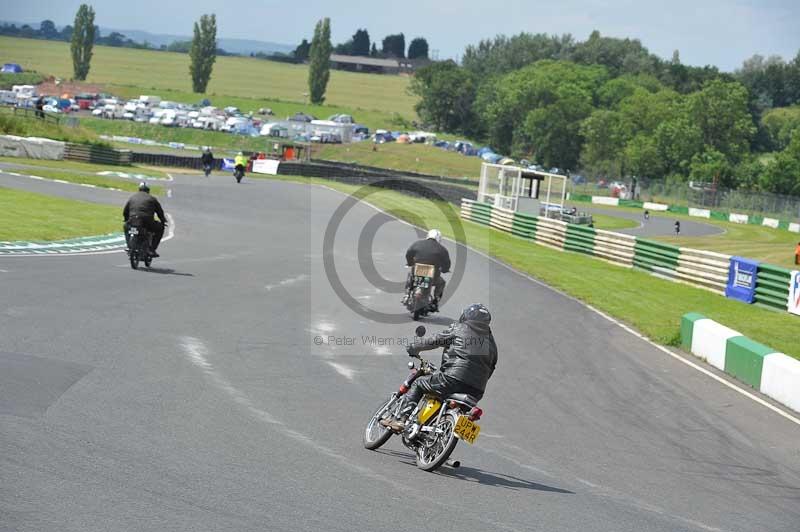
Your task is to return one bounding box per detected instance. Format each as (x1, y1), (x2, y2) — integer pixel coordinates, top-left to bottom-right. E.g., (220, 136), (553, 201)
(426, 229), (442, 242)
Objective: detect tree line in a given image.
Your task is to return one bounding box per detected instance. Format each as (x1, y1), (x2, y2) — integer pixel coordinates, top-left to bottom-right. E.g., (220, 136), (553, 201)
(411, 30), (800, 196)
(0, 19), (231, 56)
(294, 29), (428, 61)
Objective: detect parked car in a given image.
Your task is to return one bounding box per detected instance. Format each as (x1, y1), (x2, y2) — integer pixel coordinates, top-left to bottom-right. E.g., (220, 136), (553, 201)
(289, 112), (315, 123)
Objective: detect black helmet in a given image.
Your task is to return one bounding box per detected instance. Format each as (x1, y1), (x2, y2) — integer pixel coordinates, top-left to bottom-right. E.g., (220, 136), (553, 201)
(138, 182), (150, 193)
(459, 303), (491, 324)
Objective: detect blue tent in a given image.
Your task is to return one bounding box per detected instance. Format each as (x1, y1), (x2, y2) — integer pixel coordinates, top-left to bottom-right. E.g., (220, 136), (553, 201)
(1, 63), (23, 73)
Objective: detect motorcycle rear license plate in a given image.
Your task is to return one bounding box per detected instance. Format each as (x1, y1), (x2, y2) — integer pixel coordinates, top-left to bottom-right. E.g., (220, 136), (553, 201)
(128, 227), (139, 235)
(454, 415), (480, 444)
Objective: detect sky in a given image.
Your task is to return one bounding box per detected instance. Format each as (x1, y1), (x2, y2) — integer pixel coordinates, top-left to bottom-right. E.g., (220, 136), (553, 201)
(3, 0), (799, 71)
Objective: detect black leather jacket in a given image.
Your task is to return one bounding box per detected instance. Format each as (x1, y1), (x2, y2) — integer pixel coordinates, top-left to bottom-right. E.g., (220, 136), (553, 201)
(123, 191), (166, 223)
(406, 238), (451, 273)
(410, 321), (497, 392)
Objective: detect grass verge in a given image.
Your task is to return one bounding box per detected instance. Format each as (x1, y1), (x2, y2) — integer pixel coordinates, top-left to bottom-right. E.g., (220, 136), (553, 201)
(314, 142), (483, 179)
(0, 108), (108, 146)
(0, 156), (168, 178)
(266, 175), (800, 361)
(591, 213), (639, 231)
(0, 186), (119, 241)
(7, 167), (163, 195)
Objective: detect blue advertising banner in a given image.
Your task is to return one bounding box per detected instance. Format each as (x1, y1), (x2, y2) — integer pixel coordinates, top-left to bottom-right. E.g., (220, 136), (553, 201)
(221, 158), (235, 171)
(725, 256), (759, 304)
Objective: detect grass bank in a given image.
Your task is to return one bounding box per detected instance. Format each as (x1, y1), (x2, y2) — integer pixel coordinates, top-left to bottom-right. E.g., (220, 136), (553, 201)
(0, 186), (119, 241)
(314, 142), (483, 179)
(0, 108), (107, 145)
(0, 36), (417, 122)
(6, 167), (163, 195)
(0, 156), (168, 178)
(265, 175), (800, 361)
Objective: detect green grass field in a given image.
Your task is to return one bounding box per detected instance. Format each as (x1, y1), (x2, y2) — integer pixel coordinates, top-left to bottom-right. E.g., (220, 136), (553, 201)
(315, 142), (483, 179)
(0, 107), (107, 145)
(591, 213), (639, 231)
(267, 175), (800, 361)
(0, 186), (119, 241)
(0, 36), (417, 126)
(6, 166), (163, 195)
(0, 156), (168, 178)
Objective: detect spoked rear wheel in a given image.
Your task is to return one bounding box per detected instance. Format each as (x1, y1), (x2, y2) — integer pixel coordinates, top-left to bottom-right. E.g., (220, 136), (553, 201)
(129, 236), (140, 270)
(416, 411), (459, 472)
(364, 396), (400, 450)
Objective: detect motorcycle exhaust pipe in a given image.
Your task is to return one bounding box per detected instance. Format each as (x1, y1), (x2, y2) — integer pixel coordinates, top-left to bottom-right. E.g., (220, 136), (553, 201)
(446, 459), (460, 468)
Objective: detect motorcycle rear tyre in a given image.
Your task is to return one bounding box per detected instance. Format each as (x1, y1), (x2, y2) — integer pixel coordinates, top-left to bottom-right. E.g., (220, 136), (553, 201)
(416, 411), (459, 472)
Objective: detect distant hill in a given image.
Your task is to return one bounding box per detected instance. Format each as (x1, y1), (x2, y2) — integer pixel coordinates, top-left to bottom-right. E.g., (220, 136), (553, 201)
(0, 20), (294, 56)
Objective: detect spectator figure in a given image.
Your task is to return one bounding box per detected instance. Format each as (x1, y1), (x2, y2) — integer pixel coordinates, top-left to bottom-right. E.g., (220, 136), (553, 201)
(795, 242), (800, 265)
(675, 220), (681, 235)
(35, 96), (45, 119)
(644, 210), (650, 221)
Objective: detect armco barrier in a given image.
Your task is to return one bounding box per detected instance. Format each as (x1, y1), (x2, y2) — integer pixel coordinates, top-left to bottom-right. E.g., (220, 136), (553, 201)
(755, 264), (791, 311)
(681, 313), (800, 413)
(460, 198), (793, 306)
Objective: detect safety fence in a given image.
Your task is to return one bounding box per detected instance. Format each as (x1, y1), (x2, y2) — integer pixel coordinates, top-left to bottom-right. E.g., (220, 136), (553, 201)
(568, 193), (800, 234)
(460, 199), (793, 311)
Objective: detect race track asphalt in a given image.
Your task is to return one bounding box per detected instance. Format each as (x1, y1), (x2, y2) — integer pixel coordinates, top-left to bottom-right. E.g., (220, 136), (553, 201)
(1, 172), (799, 532)
(578, 205), (724, 237)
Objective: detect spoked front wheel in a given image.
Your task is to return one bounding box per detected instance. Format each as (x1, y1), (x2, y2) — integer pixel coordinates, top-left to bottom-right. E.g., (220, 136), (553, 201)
(364, 396), (401, 450)
(416, 411), (459, 472)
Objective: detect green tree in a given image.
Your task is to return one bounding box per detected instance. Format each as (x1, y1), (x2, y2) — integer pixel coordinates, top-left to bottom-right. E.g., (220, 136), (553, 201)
(409, 61), (477, 134)
(382, 33), (405, 58)
(689, 148), (735, 187)
(687, 79), (755, 163)
(370, 43), (378, 57)
(462, 32), (574, 79)
(569, 30), (655, 77)
(580, 109), (627, 176)
(70, 4), (95, 80)
(407, 37), (429, 60)
(293, 39), (310, 61)
(624, 134), (663, 178)
(308, 18), (332, 105)
(653, 114), (704, 176)
(352, 29), (370, 56)
(189, 14), (217, 93)
(760, 135), (800, 194)
(762, 105), (800, 150)
(39, 20), (58, 40)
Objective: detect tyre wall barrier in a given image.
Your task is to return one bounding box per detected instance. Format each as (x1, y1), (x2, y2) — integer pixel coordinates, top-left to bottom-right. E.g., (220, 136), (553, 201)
(460, 199), (792, 307)
(681, 313), (800, 413)
(65, 143), (131, 165)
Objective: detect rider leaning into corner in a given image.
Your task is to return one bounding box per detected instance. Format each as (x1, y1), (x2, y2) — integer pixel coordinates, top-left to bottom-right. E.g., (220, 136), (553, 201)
(405, 229), (451, 311)
(382, 303), (498, 432)
(123, 182), (167, 257)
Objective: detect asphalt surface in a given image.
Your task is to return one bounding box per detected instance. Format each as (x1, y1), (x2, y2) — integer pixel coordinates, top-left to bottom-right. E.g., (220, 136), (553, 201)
(1, 171), (799, 532)
(580, 205), (725, 237)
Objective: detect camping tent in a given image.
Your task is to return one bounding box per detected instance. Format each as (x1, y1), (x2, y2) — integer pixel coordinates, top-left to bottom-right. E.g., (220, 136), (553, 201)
(1, 63), (23, 74)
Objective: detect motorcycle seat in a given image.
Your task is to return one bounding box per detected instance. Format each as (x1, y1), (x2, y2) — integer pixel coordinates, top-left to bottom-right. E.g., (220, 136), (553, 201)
(446, 393), (479, 406)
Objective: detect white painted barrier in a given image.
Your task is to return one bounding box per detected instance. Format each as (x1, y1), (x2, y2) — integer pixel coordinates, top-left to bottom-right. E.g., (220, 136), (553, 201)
(762, 217), (780, 229)
(789, 223), (800, 233)
(592, 196), (619, 206)
(729, 213), (749, 224)
(690, 319), (741, 371)
(761, 353), (800, 413)
(252, 159), (280, 175)
(688, 208), (711, 218)
(643, 202), (669, 211)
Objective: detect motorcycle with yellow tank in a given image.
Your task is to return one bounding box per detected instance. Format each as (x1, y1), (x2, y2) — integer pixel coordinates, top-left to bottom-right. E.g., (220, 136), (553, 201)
(363, 326), (484, 472)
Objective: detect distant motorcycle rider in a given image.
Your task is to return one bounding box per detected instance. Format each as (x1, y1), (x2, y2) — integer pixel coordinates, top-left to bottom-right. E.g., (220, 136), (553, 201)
(234, 151), (248, 174)
(123, 182), (167, 257)
(405, 229), (451, 310)
(200, 147), (214, 174)
(382, 303), (498, 432)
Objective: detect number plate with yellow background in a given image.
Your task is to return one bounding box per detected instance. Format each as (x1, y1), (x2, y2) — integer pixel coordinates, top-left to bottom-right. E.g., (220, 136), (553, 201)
(454, 415), (480, 444)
